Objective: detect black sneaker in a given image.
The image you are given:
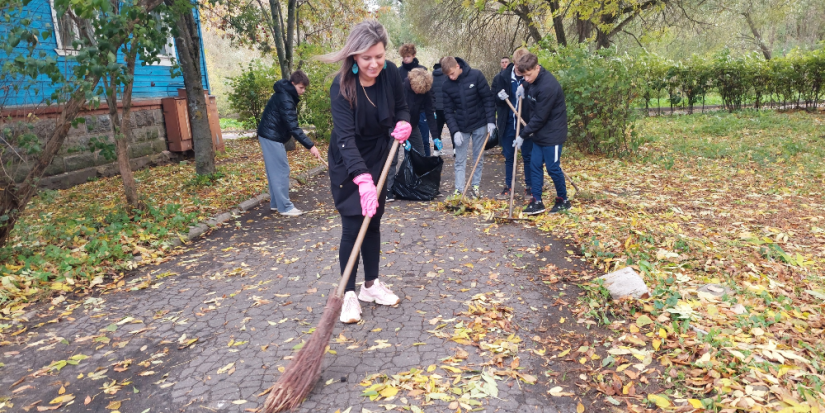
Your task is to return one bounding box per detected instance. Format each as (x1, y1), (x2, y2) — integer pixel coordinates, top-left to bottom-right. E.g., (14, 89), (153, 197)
(495, 187), (511, 200)
(523, 199), (546, 215)
(549, 197), (571, 213)
(386, 193), (396, 202)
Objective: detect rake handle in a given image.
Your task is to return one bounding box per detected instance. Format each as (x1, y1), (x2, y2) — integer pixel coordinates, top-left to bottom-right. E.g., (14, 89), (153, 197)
(508, 97), (522, 219)
(334, 140), (400, 298)
(459, 131), (491, 203)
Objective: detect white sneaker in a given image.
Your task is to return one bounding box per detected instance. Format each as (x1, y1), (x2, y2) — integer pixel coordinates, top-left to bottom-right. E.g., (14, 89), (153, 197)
(279, 208), (303, 217)
(358, 279), (400, 305)
(339, 291), (361, 324)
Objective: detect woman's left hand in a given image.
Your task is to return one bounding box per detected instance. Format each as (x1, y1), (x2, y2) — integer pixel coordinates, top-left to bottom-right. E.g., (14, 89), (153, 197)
(391, 121), (412, 142)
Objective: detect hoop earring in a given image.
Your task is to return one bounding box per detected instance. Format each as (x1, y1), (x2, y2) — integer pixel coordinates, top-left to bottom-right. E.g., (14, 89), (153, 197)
(383, 61), (387, 69)
(352, 64), (358, 74)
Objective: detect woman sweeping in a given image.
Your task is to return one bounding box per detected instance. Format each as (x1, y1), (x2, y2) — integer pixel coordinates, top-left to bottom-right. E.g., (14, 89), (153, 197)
(319, 20), (412, 324)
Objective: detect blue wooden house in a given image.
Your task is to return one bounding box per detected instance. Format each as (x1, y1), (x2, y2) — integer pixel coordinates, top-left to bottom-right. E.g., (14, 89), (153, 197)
(0, 0), (218, 185)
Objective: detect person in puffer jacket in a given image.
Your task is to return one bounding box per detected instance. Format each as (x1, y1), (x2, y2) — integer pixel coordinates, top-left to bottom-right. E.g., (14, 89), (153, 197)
(440, 56), (496, 199)
(257, 70), (324, 216)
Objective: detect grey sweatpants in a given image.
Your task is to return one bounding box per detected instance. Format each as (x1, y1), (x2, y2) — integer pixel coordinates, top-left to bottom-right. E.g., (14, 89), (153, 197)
(259, 137), (295, 213)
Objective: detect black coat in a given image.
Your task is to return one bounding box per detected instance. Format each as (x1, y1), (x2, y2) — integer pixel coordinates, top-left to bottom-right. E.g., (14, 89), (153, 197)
(328, 60), (410, 216)
(520, 67), (567, 146)
(441, 57), (495, 134)
(403, 78), (439, 139)
(491, 63), (530, 133)
(398, 57), (425, 82)
(431, 64), (446, 111)
(257, 79), (314, 149)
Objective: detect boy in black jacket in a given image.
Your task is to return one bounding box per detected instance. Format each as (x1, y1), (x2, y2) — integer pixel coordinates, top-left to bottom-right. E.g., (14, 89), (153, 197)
(441, 56), (496, 199)
(257, 70), (324, 216)
(512, 53), (571, 214)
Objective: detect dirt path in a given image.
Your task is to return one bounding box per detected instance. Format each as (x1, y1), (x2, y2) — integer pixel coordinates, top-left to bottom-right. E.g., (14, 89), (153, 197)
(0, 144), (616, 413)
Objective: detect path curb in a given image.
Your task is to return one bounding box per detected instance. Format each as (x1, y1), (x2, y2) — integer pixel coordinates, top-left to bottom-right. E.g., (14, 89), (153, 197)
(169, 164), (327, 247)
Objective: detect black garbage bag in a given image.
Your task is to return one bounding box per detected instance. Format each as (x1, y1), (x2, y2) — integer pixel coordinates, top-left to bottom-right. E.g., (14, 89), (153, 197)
(485, 127), (499, 150)
(391, 148), (443, 201)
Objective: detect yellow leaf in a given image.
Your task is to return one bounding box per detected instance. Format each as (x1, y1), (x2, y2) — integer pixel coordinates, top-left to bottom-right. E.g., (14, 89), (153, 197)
(50, 394), (75, 404)
(379, 386), (398, 398)
(658, 328), (667, 339)
(58, 386), (65, 395)
(688, 399), (703, 408)
(105, 401), (121, 410)
(371, 328), (382, 332)
(652, 339), (661, 350)
(557, 349), (570, 358)
(577, 402), (585, 412)
(427, 364), (437, 372)
(647, 394), (671, 408)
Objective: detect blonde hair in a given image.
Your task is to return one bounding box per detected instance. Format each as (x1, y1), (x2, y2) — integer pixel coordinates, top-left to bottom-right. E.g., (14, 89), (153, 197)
(440, 56), (458, 73)
(512, 48), (529, 64)
(408, 68), (433, 94)
(317, 20), (389, 105)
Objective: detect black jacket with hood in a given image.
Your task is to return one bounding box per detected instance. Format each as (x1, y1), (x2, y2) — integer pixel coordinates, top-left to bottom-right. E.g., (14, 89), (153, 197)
(328, 60), (410, 216)
(397, 57), (426, 82)
(403, 78), (439, 140)
(257, 79), (314, 149)
(441, 57), (495, 134)
(520, 66), (567, 146)
(491, 63), (531, 133)
(431, 63), (446, 111)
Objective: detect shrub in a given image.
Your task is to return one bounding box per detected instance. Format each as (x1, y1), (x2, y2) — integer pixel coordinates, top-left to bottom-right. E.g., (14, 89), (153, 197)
(538, 46), (642, 157)
(227, 60), (280, 128)
(295, 45), (337, 141)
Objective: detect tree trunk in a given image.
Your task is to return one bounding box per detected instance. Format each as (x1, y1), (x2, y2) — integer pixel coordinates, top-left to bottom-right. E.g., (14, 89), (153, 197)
(575, 14), (594, 43)
(104, 75), (141, 208)
(267, 0), (289, 77)
(743, 12), (772, 60)
(548, 0), (567, 47)
(0, 84), (95, 247)
(168, 3), (216, 175)
(285, 0), (296, 74)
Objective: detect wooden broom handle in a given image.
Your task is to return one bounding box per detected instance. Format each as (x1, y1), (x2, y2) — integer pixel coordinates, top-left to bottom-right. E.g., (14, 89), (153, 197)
(505, 99), (528, 128)
(508, 97), (522, 219)
(335, 139), (401, 298)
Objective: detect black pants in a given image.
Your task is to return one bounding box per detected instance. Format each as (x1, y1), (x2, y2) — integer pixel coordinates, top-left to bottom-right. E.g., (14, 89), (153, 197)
(435, 110), (448, 146)
(340, 214), (382, 292)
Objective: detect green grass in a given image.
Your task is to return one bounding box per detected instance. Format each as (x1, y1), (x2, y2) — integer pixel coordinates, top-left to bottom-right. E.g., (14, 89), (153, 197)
(637, 109), (825, 171)
(219, 118), (250, 130)
(635, 92), (726, 109)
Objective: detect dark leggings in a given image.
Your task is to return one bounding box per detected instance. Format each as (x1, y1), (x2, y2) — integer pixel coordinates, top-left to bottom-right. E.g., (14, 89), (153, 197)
(340, 214), (382, 292)
(435, 110), (448, 146)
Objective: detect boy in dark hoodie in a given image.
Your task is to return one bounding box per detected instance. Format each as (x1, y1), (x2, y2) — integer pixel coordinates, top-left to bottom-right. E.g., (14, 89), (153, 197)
(398, 44), (433, 156)
(431, 62), (448, 155)
(257, 70), (324, 216)
(512, 53), (570, 215)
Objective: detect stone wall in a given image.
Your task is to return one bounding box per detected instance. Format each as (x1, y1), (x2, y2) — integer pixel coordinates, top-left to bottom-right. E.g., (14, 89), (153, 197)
(4, 107), (169, 185)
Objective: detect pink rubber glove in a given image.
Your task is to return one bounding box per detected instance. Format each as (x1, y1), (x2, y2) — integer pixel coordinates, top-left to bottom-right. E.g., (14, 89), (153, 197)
(353, 173), (378, 217)
(391, 121), (412, 142)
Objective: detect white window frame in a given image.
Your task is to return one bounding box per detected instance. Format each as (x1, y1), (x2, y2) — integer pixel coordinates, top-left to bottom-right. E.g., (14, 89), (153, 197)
(149, 12), (176, 67)
(49, 0), (80, 56)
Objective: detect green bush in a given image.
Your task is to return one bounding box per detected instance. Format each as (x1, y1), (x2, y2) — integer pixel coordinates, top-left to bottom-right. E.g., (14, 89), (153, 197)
(295, 45), (337, 141)
(538, 46), (641, 156)
(227, 60), (280, 128)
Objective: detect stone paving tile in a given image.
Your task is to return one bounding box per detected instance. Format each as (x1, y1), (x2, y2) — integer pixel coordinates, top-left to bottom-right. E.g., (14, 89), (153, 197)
(1, 144), (607, 413)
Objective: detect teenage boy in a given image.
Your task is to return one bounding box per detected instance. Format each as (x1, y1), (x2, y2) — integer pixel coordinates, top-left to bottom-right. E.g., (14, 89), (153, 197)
(440, 56), (496, 199)
(512, 53), (571, 214)
(257, 70), (324, 216)
(500, 56), (510, 71)
(398, 43), (433, 156)
(431, 62), (448, 155)
(492, 48), (532, 200)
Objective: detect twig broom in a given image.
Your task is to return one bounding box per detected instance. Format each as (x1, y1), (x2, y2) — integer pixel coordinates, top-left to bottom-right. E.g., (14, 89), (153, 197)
(262, 140), (401, 413)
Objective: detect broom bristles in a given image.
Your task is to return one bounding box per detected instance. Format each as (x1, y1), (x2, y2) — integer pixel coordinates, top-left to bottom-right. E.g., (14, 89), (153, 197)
(262, 293), (343, 412)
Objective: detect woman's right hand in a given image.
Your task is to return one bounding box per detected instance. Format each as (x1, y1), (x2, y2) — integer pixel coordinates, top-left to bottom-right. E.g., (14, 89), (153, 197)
(353, 173), (378, 217)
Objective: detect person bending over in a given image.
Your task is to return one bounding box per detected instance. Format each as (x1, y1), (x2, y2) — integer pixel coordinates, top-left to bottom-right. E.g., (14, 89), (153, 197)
(257, 70), (324, 216)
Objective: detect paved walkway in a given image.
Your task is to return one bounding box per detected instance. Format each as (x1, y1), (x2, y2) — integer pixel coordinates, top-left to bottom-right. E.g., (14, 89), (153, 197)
(1, 141), (610, 413)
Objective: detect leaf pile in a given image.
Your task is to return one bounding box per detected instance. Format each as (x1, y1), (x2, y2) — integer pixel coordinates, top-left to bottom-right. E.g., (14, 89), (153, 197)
(360, 292), (538, 411)
(0, 138), (327, 311)
(527, 110), (824, 411)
